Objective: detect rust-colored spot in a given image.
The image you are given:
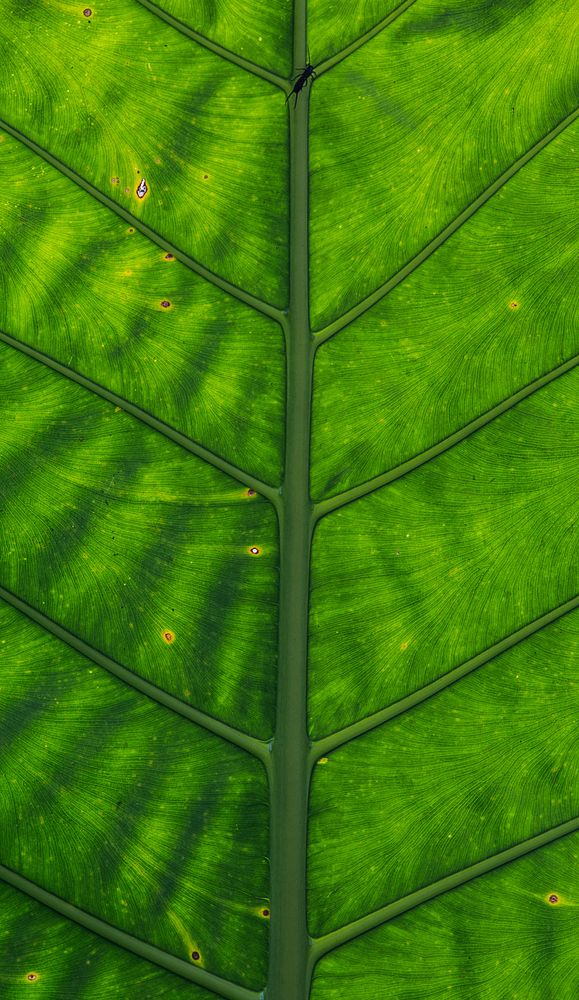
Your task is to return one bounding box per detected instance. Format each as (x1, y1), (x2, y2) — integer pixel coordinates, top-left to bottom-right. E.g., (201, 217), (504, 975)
(162, 630), (175, 644)
(127, 227), (135, 234)
(509, 300), (519, 310)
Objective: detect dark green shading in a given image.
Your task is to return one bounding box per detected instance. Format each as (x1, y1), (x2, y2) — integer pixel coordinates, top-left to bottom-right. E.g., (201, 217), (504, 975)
(0, 882), (218, 998)
(0, 601), (269, 989)
(311, 831), (579, 998)
(309, 369), (579, 737)
(0, 346), (279, 738)
(309, 610), (579, 933)
(0, 133), (285, 486)
(309, 0), (577, 328)
(311, 120), (579, 498)
(0, 0), (287, 306)
(309, 0), (402, 64)
(146, 0), (293, 76)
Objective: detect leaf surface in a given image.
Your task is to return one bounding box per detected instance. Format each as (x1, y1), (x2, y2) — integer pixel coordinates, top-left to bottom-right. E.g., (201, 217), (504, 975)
(0, 1), (577, 998)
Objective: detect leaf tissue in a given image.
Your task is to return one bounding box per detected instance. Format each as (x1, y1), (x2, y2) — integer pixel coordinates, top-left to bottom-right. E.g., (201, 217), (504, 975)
(0, 1), (577, 998)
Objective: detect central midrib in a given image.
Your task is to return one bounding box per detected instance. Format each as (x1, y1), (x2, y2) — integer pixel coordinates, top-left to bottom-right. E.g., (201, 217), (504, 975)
(267, 2), (314, 998)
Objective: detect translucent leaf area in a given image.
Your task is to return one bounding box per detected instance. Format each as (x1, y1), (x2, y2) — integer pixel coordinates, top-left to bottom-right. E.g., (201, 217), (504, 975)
(0, 881), (215, 998)
(0, 0), (288, 306)
(309, 0), (577, 330)
(0, 602), (269, 989)
(0, 346), (279, 737)
(311, 833), (579, 999)
(0, 0), (577, 997)
(311, 121), (579, 498)
(309, 611), (579, 933)
(309, 370), (578, 737)
(146, 0), (293, 76)
(0, 133), (285, 485)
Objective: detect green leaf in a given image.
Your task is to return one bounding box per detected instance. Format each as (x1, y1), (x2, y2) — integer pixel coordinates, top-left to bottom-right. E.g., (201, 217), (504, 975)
(0, 1), (577, 999)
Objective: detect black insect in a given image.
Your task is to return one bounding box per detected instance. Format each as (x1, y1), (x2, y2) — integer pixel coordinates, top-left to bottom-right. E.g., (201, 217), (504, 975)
(286, 63), (316, 106)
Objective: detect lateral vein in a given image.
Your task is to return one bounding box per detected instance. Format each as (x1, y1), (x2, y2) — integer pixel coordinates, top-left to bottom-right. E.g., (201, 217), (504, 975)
(0, 327), (279, 505)
(0, 117), (285, 325)
(314, 353), (579, 519)
(0, 586), (270, 767)
(315, 106), (579, 344)
(315, 0), (419, 77)
(311, 816), (579, 963)
(135, 0), (288, 92)
(0, 864), (262, 1000)
(312, 595), (579, 759)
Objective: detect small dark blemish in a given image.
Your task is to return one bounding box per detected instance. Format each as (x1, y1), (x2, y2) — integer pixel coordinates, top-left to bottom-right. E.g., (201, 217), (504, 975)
(191, 951), (200, 961)
(128, 228), (135, 234)
(249, 546), (260, 555)
(261, 908), (270, 918)
(549, 894), (559, 904)
(164, 253), (174, 260)
(509, 301), (519, 310)
(136, 177), (148, 199)
(203, 174), (209, 180)
(83, 8), (92, 16)
(162, 630), (174, 643)
(161, 300), (171, 308)
(247, 489), (256, 497)
(111, 177), (119, 184)
(26, 974), (38, 982)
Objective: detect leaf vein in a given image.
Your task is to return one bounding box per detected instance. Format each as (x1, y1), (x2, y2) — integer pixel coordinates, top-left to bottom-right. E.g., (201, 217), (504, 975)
(310, 817), (579, 963)
(0, 586), (270, 767)
(0, 863), (262, 1000)
(312, 595), (579, 760)
(135, 0), (288, 92)
(0, 327), (280, 504)
(0, 117), (285, 325)
(315, 106), (579, 343)
(314, 353), (579, 517)
(315, 0), (419, 78)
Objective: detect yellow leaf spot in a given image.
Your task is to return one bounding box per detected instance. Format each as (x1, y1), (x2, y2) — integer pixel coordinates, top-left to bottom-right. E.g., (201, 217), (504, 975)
(400, 641), (409, 651)
(318, 757), (329, 765)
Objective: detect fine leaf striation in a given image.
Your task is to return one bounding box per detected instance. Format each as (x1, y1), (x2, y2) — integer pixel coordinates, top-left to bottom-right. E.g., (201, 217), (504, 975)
(0, 0), (577, 998)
